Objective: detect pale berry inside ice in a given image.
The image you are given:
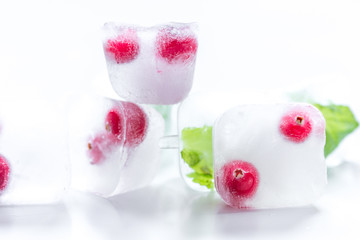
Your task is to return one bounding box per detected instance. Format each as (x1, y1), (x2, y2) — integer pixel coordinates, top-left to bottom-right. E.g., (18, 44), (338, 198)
(87, 132), (120, 165)
(122, 102), (147, 146)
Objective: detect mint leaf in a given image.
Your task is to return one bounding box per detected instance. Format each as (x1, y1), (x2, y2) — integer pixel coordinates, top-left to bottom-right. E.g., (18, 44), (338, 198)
(187, 172), (213, 189)
(313, 104), (359, 157)
(181, 149), (201, 167)
(181, 126), (213, 189)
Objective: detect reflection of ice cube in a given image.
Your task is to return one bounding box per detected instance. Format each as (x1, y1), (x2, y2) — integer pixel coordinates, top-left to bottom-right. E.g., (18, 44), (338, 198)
(0, 97), (70, 205)
(213, 103), (327, 209)
(102, 22), (198, 105)
(67, 95), (164, 197)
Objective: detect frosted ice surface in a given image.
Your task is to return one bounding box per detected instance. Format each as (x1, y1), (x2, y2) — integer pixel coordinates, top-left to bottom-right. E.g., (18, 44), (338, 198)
(102, 22), (198, 104)
(0, 97), (70, 205)
(67, 95), (164, 197)
(213, 103), (327, 209)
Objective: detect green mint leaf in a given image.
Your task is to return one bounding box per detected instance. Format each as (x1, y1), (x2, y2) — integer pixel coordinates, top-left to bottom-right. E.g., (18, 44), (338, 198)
(181, 149), (201, 167)
(181, 126), (213, 189)
(313, 104), (359, 157)
(187, 172), (214, 189)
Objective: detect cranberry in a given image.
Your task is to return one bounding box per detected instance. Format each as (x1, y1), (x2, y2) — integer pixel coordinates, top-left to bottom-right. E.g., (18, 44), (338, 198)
(105, 107), (124, 141)
(0, 154), (10, 192)
(279, 109), (312, 143)
(105, 29), (140, 64)
(88, 102), (148, 164)
(216, 160), (259, 208)
(155, 27), (198, 64)
(122, 102), (148, 147)
(87, 132), (119, 164)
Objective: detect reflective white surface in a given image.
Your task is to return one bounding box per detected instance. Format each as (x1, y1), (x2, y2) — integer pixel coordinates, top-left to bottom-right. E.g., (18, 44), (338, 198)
(1, 150), (360, 239)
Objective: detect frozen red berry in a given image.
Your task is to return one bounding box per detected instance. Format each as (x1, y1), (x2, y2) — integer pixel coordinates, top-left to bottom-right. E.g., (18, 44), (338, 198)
(156, 27), (198, 64)
(0, 154), (10, 192)
(87, 132), (119, 164)
(105, 29), (140, 64)
(105, 107), (124, 141)
(215, 160), (259, 208)
(279, 109), (312, 143)
(88, 102), (147, 164)
(122, 102), (148, 146)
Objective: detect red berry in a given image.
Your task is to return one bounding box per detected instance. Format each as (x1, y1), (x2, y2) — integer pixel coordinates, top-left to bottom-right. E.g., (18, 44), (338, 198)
(105, 29), (140, 64)
(156, 27), (198, 64)
(215, 160), (259, 208)
(122, 102), (148, 146)
(105, 107), (124, 141)
(0, 154), (10, 192)
(88, 102), (147, 164)
(87, 132), (119, 164)
(279, 109), (312, 143)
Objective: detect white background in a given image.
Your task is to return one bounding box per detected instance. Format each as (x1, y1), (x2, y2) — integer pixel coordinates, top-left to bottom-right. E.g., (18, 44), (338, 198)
(1, 0), (360, 239)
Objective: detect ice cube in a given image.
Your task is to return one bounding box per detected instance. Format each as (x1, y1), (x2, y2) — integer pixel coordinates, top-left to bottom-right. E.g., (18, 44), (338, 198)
(102, 22), (198, 104)
(67, 95), (164, 197)
(0, 97), (70, 205)
(178, 91), (284, 192)
(213, 103), (327, 209)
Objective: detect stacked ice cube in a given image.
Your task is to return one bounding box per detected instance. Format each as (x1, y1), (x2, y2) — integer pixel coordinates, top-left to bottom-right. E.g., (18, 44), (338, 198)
(67, 95), (164, 197)
(102, 22), (198, 104)
(66, 22), (198, 197)
(213, 103), (327, 209)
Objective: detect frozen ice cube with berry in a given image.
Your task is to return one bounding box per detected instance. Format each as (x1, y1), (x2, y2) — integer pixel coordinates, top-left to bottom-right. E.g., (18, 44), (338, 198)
(67, 95), (164, 197)
(178, 91), (284, 192)
(102, 22), (198, 104)
(213, 103), (327, 209)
